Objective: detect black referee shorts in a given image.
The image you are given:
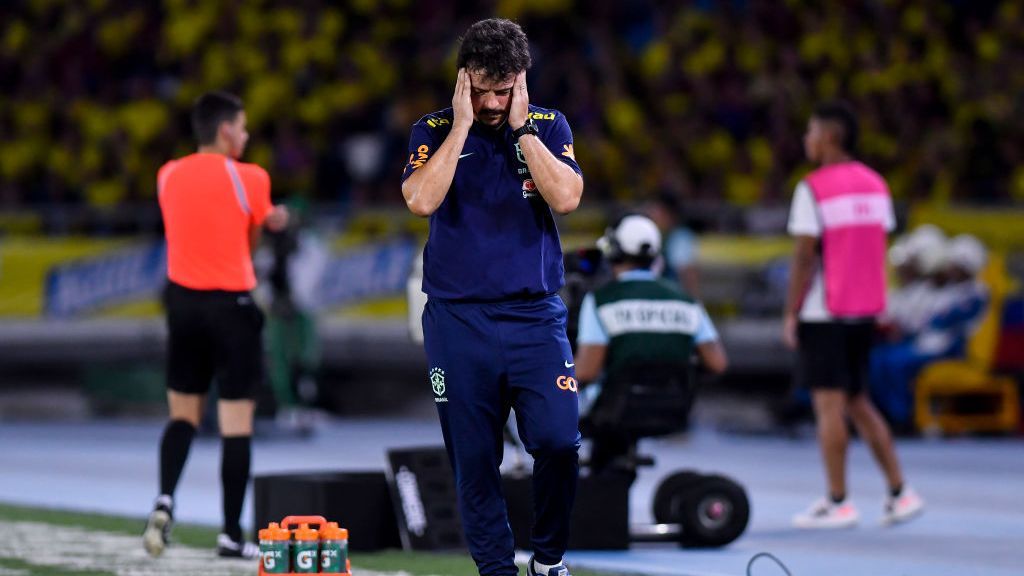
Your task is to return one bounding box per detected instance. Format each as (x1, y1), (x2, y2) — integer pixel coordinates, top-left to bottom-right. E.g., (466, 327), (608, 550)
(164, 281), (265, 400)
(796, 320), (875, 395)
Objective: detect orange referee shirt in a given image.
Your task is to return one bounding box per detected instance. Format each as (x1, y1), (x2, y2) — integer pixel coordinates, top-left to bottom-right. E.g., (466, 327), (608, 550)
(158, 153), (272, 291)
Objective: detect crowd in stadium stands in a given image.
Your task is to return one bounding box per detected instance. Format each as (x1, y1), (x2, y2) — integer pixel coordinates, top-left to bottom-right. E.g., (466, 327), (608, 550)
(872, 225), (991, 428)
(1, 1), (1023, 233)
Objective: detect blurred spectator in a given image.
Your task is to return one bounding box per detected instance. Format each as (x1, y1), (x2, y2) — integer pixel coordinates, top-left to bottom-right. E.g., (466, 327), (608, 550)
(881, 224), (948, 341)
(645, 192), (700, 298)
(256, 198), (328, 431)
(870, 234), (990, 428)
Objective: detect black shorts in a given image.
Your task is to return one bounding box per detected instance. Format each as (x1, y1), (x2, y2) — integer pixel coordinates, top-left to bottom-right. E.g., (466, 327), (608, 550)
(797, 320), (874, 395)
(164, 282), (264, 400)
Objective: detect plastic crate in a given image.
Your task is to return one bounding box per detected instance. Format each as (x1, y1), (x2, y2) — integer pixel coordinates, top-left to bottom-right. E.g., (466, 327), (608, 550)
(258, 515), (351, 576)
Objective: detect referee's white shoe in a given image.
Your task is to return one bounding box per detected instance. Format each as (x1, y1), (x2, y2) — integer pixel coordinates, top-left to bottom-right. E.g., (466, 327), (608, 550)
(143, 497), (174, 557)
(216, 533), (259, 559)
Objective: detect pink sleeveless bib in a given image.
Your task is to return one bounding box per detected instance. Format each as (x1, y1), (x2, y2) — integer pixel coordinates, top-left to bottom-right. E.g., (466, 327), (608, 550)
(805, 161), (890, 318)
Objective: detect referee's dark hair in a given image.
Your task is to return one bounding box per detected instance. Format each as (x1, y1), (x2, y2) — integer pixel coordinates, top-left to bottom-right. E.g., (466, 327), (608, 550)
(813, 100), (859, 155)
(457, 18), (532, 80)
(192, 91), (244, 146)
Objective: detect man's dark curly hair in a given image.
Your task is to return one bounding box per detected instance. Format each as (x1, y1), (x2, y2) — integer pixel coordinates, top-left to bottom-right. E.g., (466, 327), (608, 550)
(456, 18), (531, 80)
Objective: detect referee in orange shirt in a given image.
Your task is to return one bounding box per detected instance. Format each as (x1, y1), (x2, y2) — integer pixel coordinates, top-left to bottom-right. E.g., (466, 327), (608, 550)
(143, 91), (288, 559)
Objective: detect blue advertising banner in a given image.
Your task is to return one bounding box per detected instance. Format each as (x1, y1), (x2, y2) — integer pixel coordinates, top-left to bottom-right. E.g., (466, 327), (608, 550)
(44, 243), (167, 318)
(318, 237), (417, 308)
(40, 237), (417, 318)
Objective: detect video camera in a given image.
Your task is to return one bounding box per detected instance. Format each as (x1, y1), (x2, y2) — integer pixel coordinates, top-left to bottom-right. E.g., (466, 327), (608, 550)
(559, 246), (612, 351)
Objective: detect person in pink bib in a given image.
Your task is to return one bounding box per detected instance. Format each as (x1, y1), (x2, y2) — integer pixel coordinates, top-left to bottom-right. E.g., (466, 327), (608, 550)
(783, 101), (924, 529)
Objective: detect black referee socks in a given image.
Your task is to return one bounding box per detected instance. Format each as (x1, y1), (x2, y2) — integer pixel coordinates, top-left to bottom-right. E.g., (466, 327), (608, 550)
(221, 435), (251, 543)
(159, 419), (196, 498)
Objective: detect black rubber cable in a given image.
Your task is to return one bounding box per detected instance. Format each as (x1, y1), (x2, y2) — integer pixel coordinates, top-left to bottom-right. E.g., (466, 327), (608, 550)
(747, 552), (793, 576)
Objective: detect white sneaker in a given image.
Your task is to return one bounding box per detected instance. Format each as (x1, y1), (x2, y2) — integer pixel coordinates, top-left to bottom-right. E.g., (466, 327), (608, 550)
(142, 496), (173, 558)
(792, 497), (859, 529)
(216, 533), (259, 559)
(882, 486), (924, 526)
(142, 507), (172, 557)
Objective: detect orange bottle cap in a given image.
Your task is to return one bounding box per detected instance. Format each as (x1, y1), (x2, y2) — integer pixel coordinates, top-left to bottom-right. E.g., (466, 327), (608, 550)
(293, 523), (319, 541)
(320, 521), (348, 540)
(259, 522), (290, 541)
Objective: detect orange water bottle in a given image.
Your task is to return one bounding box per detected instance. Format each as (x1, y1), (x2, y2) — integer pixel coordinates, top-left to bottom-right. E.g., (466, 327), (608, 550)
(258, 522), (290, 574)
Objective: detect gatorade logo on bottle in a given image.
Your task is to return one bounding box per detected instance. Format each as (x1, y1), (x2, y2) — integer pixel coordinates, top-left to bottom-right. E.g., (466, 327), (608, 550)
(296, 549), (316, 570)
(319, 520), (348, 569)
(319, 521), (348, 574)
(263, 552), (282, 571)
(291, 522), (319, 574)
(321, 549), (338, 568)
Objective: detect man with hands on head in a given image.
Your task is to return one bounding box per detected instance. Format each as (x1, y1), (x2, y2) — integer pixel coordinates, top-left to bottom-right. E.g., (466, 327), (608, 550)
(401, 18), (583, 576)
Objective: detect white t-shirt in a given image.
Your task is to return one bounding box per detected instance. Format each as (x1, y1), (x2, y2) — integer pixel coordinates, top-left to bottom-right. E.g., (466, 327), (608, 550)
(787, 181), (896, 322)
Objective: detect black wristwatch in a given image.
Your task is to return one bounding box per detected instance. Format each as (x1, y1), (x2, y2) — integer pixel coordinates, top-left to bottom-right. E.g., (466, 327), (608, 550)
(511, 118), (539, 141)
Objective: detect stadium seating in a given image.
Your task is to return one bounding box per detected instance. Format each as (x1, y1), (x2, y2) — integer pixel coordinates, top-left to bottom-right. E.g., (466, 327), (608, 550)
(3, 1), (1024, 225)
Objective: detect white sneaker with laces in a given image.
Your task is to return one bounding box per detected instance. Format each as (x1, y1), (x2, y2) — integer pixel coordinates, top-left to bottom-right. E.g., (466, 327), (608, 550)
(792, 497), (859, 529)
(883, 485), (924, 525)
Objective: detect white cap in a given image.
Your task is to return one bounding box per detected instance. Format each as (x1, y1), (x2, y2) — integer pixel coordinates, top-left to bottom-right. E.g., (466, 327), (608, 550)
(916, 239), (950, 275)
(905, 224), (946, 259)
(947, 234), (987, 274)
(611, 214), (662, 257)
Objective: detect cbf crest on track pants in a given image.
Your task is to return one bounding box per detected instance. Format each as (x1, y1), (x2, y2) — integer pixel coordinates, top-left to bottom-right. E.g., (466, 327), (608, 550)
(422, 294), (581, 576)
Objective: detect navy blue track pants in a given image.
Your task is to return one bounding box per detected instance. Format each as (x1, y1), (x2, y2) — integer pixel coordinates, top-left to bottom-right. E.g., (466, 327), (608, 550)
(423, 294), (580, 576)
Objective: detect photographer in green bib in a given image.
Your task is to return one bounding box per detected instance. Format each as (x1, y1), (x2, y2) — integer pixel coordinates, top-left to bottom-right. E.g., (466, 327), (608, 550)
(574, 215), (727, 475)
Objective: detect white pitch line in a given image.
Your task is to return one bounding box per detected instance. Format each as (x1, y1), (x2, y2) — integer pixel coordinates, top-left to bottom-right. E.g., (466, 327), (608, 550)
(0, 521), (411, 576)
